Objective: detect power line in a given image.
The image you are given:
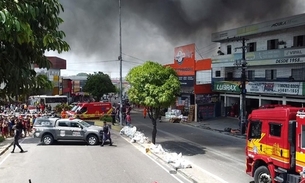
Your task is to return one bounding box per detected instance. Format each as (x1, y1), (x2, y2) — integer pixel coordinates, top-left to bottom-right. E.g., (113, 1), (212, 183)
(122, 53), (146, 63)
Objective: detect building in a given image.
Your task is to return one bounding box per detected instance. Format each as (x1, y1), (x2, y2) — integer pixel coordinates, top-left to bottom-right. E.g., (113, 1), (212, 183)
(34, 56), (67, 95)
(166, 43), (221, 121)
(211, 13), (305, 117)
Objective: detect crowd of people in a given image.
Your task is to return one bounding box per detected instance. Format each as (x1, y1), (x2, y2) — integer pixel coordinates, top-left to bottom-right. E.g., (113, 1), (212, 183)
(0, 103), (52, 140)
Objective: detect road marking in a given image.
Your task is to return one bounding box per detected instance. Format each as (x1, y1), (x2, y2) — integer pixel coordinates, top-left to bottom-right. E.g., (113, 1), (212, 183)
(0, 138), (26, 167)
(191, 163), (229, 183)
(122, 137), (191, 183)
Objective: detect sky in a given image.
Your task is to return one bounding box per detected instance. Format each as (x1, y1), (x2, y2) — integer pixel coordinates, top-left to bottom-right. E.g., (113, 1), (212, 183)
(45, 0), (305, 78)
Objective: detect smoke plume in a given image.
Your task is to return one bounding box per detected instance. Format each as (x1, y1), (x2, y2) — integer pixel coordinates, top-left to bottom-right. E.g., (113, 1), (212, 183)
(52, 0), (304, 77)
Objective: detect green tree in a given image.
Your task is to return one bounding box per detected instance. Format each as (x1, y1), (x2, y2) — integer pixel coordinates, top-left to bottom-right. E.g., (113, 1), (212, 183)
(83, 72), (116, 101)
(0, 0), (69, 98)
(31, 74), (54, 94)
(126, 61), (180, 144)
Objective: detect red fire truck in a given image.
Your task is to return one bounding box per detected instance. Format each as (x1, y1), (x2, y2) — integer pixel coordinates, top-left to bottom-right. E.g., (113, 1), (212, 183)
(246, 106), (305, 183)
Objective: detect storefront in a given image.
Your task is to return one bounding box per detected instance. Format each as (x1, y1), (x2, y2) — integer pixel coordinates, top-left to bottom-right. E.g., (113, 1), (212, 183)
(213, 81), (305, 116)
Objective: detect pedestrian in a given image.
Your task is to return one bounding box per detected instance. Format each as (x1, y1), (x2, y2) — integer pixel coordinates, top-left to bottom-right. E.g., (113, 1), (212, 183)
(101, 122), (112, 146)
(11, 124), (25, 153)
(111, 108), (116, 125)
(1, 120), (8, 138)
(125, 112), (131, 126)
(143, 107), (147, 118)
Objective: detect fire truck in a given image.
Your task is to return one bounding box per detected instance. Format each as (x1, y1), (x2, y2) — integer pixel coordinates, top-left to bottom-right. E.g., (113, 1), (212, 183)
(246, 106), (305, 183)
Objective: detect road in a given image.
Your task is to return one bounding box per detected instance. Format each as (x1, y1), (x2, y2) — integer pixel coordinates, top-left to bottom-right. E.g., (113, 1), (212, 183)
(130, 111), (253, 183)
(0, 132), (190, 183)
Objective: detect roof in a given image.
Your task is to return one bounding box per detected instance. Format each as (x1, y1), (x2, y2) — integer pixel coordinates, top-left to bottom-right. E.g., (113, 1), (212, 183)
(250, 107), (300, 121)
(212, 13), (305, 42)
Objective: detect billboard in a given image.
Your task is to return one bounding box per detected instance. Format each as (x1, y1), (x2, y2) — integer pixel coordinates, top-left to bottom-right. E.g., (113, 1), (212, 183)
(173, 43), (196, 76)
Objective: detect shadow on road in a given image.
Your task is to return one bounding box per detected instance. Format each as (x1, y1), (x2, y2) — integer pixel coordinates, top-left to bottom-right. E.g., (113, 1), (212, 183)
(160, 140), (206, 156)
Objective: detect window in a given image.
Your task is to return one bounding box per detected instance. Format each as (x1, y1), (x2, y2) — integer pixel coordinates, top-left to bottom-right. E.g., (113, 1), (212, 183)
(248, 121), (262, 139)
(269, 123), (282, 137)
(45, 97), (68, 104)
(227, 45), (232, 54)
(266, 70), (277, 80)
(215, 71), (221, 77)
(58, 121), (69, 127)
(70, 122), (81, 128)
(79, 107), (87, 114)
(267, 39), (279, 50)
(247, 70), (255, 80)
(33, 120), (53, 127)
(293, 35), (305, 47)
(302, 125), (305, 149)
(226, 72), (233, 80)
(247, 42), (256, 52)
(291, 68), (305, 81)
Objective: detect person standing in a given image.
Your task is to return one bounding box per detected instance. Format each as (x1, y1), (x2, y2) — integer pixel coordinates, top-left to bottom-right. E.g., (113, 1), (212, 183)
(143, 107), (147, 118)
(125, 113), (131, 126)
(11, 123), (25, 153)
(101, 122), (112, 146)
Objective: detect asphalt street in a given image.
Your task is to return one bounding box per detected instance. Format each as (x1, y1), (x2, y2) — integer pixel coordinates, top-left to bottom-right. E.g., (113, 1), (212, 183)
(0, 132), (190, 183)
(130, 112), (253, 183)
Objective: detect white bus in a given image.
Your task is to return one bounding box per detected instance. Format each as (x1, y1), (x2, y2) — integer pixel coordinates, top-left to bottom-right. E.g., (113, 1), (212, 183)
(28, 95), (68, 111)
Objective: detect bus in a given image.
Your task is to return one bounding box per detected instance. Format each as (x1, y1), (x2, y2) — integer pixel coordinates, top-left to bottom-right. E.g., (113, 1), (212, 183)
(28, 95), (68, 111)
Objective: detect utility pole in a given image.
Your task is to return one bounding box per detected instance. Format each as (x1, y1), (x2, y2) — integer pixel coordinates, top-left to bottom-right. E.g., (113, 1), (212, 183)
(118, 0), (123, 126)
(234, 37), (247, 135)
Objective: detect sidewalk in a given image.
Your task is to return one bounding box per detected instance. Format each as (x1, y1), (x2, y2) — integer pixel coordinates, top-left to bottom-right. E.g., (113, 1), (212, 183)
(181, 117), (246, 139)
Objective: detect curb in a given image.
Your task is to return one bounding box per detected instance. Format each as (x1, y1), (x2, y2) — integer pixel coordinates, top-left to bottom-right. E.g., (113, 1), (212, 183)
(0, 141), (13, 156)
(181, 122), (246, 139)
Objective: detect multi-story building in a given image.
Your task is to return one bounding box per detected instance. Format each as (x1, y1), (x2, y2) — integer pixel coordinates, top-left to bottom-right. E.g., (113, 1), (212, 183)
(166, 43), (221, 121)
(35, 56), (67, 95)
(211, 13), (305, 117)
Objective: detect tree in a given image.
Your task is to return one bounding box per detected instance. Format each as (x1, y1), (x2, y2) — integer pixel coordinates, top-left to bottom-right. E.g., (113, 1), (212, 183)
(126, 61), (180, 144)
(82, 72), (116, 101)
(0, 0), (70, 98)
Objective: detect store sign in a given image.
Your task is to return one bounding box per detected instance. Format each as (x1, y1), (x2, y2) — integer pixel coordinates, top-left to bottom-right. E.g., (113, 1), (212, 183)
(213, 81), (241, 92)
(275, 57), (302, 64)
(284, 48), (305, 56)
(247, 82), (303, 95)
(196, 94), (219, 104)
(212, 48), (305, 67)
(179, 75), (194, 87)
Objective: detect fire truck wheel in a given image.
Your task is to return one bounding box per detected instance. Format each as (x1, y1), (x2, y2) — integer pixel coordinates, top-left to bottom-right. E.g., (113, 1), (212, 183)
(254, 166), (271, 183)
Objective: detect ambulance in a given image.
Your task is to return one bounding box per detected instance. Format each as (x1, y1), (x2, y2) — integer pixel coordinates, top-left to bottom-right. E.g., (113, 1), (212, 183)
(67, 102), (112, 120)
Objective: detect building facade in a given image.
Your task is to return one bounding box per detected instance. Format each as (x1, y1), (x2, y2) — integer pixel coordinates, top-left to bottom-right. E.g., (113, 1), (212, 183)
(211, 13), (305, 117)
(166, 43), (221, 121)
(34, 56), (67, 95)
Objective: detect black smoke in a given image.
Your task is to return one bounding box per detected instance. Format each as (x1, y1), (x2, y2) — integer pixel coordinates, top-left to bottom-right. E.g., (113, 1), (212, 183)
(56, 0), (302, 76)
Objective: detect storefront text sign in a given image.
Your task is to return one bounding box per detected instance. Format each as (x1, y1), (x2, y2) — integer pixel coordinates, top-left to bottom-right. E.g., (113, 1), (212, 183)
(247, 82), (303, 95)
(179, 75), (194, 87)
(213, 81), (241, 93)
(213, 81), (304, 96)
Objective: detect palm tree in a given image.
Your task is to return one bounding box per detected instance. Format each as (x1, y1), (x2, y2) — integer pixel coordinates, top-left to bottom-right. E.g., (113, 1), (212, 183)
(34, 74), (53, 94)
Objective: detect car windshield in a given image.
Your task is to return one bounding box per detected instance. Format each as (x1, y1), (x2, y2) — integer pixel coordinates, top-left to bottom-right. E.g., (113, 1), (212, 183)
(71, 105), (79, 112)
(79, 120), (91, 127)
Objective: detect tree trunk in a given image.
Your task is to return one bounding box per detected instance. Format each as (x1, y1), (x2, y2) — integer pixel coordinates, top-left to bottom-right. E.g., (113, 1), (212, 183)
(151, 118), (157, 144)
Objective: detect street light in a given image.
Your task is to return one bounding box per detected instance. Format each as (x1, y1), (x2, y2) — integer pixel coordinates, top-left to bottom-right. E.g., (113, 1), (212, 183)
(118, 0), (123, 126)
